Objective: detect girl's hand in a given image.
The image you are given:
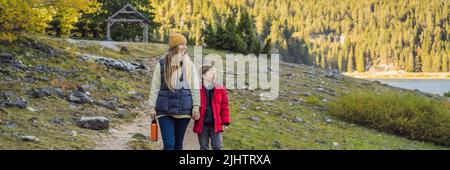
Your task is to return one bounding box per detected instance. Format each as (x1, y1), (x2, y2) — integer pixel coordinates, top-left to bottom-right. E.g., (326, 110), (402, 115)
(193, 112), (200, 120)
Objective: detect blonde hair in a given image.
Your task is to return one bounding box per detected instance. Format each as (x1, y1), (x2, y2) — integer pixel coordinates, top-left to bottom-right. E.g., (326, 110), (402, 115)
(164, 46), (192, 91)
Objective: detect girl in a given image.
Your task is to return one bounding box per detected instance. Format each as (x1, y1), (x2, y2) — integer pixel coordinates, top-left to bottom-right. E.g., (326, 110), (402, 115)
(148, 33), (201, 150)
(193, 65), (230, 150)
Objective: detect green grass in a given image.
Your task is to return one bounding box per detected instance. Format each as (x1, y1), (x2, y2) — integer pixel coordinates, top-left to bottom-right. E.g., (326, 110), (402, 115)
(328, 91), (450, 146)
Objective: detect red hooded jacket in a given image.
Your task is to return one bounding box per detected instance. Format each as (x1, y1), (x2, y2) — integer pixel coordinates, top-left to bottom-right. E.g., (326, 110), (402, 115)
(193, 83), (230, 134)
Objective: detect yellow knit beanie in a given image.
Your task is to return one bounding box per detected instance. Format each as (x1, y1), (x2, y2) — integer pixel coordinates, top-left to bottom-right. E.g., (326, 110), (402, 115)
(168, 33), (187, 49)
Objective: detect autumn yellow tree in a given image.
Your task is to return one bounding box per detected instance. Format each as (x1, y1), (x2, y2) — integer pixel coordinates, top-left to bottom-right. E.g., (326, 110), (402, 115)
(0, 0), (100, 40)
(48, 0), (100, 36)
(0, 0), (54, 41)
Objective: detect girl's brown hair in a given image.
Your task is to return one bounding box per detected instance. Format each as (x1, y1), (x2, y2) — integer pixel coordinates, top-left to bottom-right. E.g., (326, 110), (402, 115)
(201, 65), (214, 75)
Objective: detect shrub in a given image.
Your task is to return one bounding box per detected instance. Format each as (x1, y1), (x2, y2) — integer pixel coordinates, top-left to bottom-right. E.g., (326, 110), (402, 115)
(328, 91), (450, 146)
(444, 91), (450, 98)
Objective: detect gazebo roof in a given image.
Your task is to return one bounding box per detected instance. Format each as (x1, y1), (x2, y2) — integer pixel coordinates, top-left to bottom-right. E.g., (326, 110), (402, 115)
(106, 4), (149, 23)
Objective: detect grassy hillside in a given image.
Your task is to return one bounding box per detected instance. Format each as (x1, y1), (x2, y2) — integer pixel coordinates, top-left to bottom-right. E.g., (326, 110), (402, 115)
(223, 63), (449, 150)
(0, 36), (449, 150)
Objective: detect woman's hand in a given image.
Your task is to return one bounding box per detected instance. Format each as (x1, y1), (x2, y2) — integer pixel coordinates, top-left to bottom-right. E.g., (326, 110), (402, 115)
(150, 110), (156, 120)
(193, 112), (200, 120)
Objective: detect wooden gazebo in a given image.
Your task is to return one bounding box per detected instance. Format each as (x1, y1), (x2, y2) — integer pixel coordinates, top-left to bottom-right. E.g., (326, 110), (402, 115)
(106, 4), (149, 43)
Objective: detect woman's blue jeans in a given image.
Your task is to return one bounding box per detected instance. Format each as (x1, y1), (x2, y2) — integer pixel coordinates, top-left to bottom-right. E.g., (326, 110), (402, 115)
(158, 116), (191, 150)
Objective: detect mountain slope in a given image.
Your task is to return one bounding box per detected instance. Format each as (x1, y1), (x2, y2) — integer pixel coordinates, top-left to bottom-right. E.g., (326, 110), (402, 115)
(0, 36), (448, 150)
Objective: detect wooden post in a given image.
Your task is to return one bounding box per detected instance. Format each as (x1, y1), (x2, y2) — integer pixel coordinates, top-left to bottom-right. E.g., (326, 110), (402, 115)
(143, 23), (149, 43)
(106, 21), (111, 41)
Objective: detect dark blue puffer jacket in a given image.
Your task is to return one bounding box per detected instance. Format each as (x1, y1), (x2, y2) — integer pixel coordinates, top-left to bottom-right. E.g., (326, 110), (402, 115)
(155, 58), (193, 116)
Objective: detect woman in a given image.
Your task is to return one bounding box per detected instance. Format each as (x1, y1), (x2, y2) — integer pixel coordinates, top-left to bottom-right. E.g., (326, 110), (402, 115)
(148, 33), (201, 150)
(193, 65), (230, 150)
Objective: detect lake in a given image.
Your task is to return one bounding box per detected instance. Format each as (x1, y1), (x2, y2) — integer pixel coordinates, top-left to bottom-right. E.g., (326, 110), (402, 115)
(367, 79), (450, 95)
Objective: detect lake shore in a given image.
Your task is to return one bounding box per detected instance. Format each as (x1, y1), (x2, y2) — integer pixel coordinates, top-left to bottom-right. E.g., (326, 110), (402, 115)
(344, 71), (450, 79)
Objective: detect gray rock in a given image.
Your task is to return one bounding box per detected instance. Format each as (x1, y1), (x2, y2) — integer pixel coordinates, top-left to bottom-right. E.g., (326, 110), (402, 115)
(83, 54), (146, 72)
(111, 95), (119, 102)
(273, 141), (283, 149)
(4, 121), (17, 128)
(52, 88), (65, 98)
(77, 116), (109, 130)
(99, 100), (118, 111)
(68, 91), (93, 104)
(29, 65), (51, 73)
(0, 100), (7, 108)
(70, 130), (78, 137)
(324, 117), (333, 123)
(81, 84), (96, 91)
(120, 46), (129, 53)
(109, 128), (118, 133)
(28, 65), (71, 76)
(68, 102), (79, 109)
(289, 101), (301, 106)
(21, 135), (39, 143)
(303, 92), (312, 97)
(68, 94), (82, 103)
(290, 91), (301, 95)
(284, 73), (294, 77)
(315, 140), (326, 145)
(28, 40), (55, 57)
(23, 76), (36, 83)
(39, 76), (50, 82)
(315, 87), (336, 96)
(0, 53), (25, 69)
(239, 104), (248, 110)
(249, 116), (260, 122)
(129, 92), (144, 101)
(332, 142), (340, 147)
(28, 117), (39, 127)
(29, 88), (51, 98)
(359, 82), (372, 87)
(272, 112), (283, 116)
(0, 91), (14, 99)
(325, 69), (344, 80)
(50, 117), (64, 125)
(293, 117), (304, 123)
(117, 109), (129, 118)
(6, 97), (27, 108)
